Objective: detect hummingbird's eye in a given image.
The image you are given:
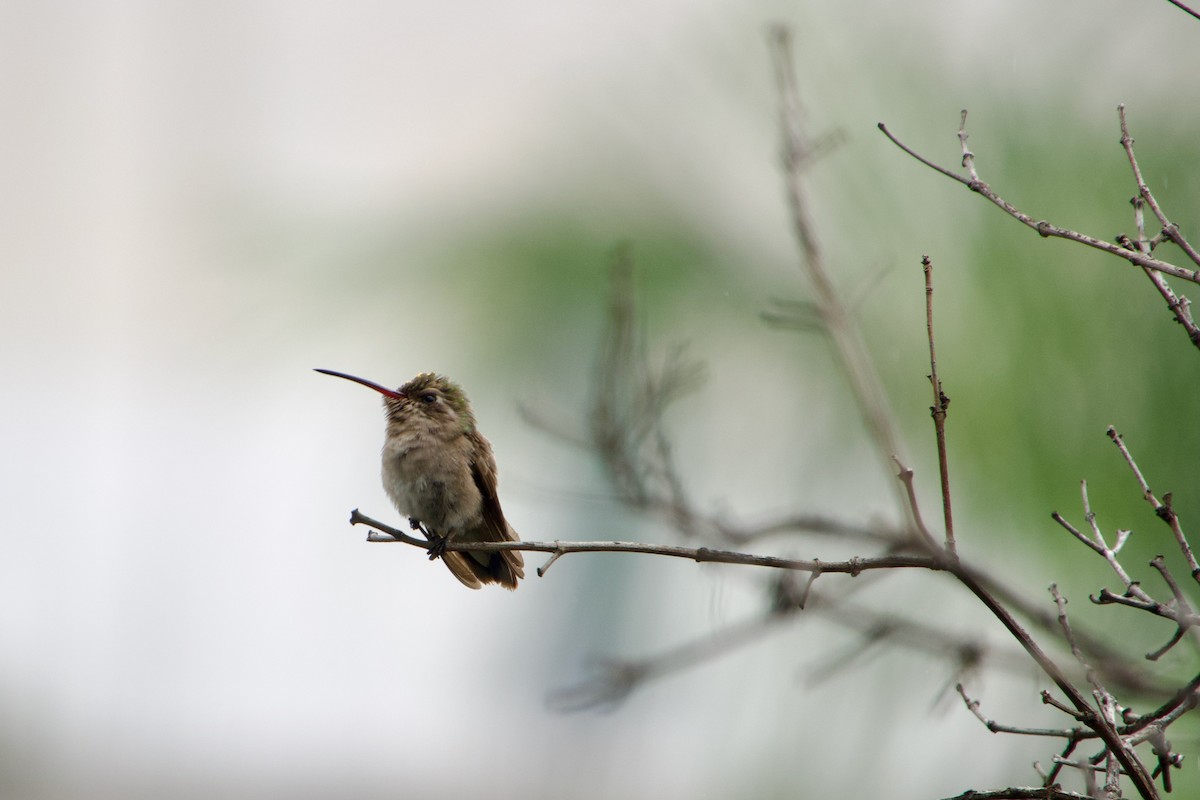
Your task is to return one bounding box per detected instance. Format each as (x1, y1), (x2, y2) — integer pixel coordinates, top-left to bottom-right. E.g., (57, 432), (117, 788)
(420, 393), (437, 404)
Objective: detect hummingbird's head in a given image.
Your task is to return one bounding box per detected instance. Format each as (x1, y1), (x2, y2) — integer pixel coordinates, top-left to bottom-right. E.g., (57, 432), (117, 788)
(315, 368), (476, 434)
(395, 372), (476, 432)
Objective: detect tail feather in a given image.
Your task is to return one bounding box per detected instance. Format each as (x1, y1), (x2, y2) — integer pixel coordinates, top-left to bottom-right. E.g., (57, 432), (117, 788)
(441, 526), (524, 591)
(441, 552), (484, 590)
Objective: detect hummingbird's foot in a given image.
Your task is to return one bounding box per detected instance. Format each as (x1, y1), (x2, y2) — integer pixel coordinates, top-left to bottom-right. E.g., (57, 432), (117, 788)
(405, 517), (444, 558)
(425, 533), (448, 561)
(408, 517), (437, 541)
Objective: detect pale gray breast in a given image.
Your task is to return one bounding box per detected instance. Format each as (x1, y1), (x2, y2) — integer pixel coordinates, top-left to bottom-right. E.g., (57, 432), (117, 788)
(380, 433), (482, 533)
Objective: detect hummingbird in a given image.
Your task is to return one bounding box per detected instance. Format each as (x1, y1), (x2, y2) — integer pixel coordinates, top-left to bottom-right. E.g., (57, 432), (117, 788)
(316, 368), (525, 590)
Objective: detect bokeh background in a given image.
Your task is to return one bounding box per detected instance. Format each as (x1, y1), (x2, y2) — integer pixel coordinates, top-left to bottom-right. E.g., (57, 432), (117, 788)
(3, 1), (1199, 798)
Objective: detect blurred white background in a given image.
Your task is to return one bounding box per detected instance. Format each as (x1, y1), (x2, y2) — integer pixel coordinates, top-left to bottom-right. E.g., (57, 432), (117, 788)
(2, 1), (1198, 798)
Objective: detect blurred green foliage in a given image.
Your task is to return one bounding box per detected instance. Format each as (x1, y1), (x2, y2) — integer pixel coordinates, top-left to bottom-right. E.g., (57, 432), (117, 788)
(438, 93), (1200, 796)
(333, 61), (1200, 791)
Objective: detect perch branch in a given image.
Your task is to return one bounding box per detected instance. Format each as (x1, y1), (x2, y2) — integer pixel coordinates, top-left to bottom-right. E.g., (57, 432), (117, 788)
(349, 509), (939, 575)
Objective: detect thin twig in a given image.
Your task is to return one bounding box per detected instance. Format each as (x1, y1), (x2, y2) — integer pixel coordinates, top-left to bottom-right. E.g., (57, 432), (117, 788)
(922, 256), (955, 554)
(1051, 484), (1154, 604)
(1147, 556), (1198, 658)
(1089, 587), (1200, 628)
(1117, 105), (1200, 266)
(1123, 671), (1200, 736)
(1048, 586), (1122, 795)
(1107, 426), (1199, 578)
(1039, 737), (1084, 791)
(1116, 106), (1200, 347)
(1050, 585), (1102, 696)
(1106, 426), (1154, 501)
(1150, 556), (1193, 618)
(1145, 627), (1187, 662)
(1041, 690), (1086, 721)
(537, 547), (566, 577)
(957, 110), (979, 182)
(877, 121), (1200, 286)
(891, 456), (939, 549)
(957, 683), (1088, 739)
(1162, 0), (1200, 25)
(770, 26), (908, 505)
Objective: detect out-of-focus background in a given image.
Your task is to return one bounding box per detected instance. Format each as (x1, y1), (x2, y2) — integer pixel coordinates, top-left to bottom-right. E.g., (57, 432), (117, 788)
(3, 1), (1199, 798)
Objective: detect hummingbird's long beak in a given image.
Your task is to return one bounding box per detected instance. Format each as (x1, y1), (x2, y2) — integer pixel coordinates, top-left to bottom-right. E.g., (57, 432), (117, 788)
(314, 368), (405, 399)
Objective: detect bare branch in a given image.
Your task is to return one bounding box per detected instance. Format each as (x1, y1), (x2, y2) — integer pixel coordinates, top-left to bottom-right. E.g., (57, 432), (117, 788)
(536, 547), (566, 577)
(940, 789), (1093, 800)
(350, 509), (938, 575)
(1116, 108), (1200, 347)
(1149, 556), (1194, 619)
(769, 26), (908, 501)
(892, 455), (939, 550)
(1037, 738), (1085, 793)
(957, 683), (1088, 739)
(876, 120), (1200, 287)
(1162, 0), (1200, 25)
(1050, 585), (1103, 696)
(1118, 105), (1200, 267)
(957, 110), (979, 182)
(923, 256), (955, 553)
(1052, 484), (1154, 604)
(1123, 671), (1200, 737)
(1107, 426), (1200, 578)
